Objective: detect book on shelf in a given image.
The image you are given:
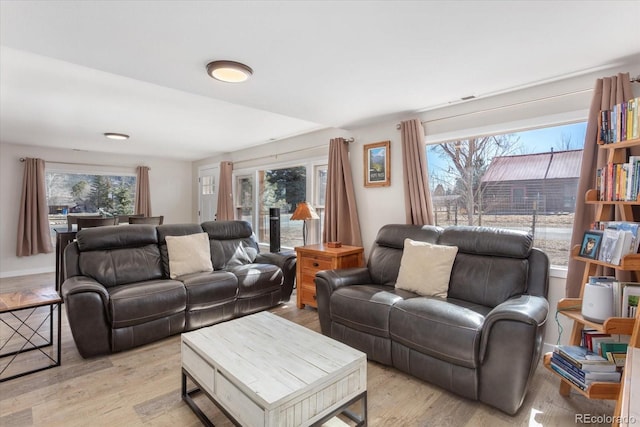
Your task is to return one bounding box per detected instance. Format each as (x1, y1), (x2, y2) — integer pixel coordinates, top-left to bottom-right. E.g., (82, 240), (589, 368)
(600, 342), (628, 358)
(591, 336), (618, 356)
(632, 98), (639, 140)
(551, 353), (621, 382)
(596, 158), (640, 202)
(599, 97), (640, 144)
(553, 345), (618, 371)
(590, 222), (640, 265)
(549, 362), (587, 390)
(622, 284), (640, 318)
(581, 329), (611, 353)
(606, 351), (627, 369)
(599, 228), (621, 264)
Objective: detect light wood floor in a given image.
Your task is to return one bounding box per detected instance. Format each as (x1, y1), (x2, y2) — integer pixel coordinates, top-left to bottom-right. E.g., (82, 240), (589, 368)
(0, 273), (615, 427)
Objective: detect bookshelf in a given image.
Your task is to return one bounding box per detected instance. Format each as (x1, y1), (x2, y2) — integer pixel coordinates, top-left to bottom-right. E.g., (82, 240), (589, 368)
(544, 136), (640, 406)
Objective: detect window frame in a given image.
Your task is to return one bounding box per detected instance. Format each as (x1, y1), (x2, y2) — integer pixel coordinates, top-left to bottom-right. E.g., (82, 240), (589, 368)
(44, 163), (137, 243)
(232, 157), (327, 249)
(424, 112), (588, 275)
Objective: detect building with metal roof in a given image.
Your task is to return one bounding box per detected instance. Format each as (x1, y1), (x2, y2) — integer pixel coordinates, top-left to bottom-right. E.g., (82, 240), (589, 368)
(480, 149), (582, 214)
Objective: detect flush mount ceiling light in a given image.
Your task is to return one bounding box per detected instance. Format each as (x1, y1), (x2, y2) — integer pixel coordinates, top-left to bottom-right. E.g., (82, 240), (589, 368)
(104, 132), (129, 140)
(206, 60), (253, 83)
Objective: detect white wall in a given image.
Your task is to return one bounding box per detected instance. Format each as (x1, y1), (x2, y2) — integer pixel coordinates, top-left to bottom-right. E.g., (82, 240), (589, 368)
(0, 141), (193, 277)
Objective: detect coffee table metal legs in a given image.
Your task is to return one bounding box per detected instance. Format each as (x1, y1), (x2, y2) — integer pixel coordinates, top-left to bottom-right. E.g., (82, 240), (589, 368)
(182, 369), (367, 427)
(182, 369), (241, 427)
(313, 391), (367, 427)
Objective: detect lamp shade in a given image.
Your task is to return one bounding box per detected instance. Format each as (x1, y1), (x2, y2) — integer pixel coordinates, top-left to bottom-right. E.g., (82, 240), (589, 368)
(290, 202), (319, 221)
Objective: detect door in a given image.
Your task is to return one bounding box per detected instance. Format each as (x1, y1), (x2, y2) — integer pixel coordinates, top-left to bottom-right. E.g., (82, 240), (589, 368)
(199, 166), (218, 222)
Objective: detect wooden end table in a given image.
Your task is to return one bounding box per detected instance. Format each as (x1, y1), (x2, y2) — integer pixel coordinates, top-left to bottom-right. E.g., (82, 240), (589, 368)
(0, 288), (62, 382)
(295, 244), (364, 309)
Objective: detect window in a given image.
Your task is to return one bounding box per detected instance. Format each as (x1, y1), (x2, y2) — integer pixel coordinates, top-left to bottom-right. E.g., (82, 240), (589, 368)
(235, 175), (254, 224)
(46, 169), (136, 240)
(201, 175), (215, 195)
(258, 166), (306, 248)
(426, 122), (586, 267)
(234, 161), (326, 249)
(310, 164), (328, 243)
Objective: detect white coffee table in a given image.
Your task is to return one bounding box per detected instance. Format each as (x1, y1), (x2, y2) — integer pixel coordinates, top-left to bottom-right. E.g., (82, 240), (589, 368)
(181, 311), (367, 426)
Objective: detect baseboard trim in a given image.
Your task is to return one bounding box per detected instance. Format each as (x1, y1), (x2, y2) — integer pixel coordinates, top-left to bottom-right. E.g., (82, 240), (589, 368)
(0, 266), (55, 279)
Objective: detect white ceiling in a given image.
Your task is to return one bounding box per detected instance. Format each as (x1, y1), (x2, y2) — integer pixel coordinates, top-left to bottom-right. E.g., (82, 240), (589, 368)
(1, 1), (639, 161)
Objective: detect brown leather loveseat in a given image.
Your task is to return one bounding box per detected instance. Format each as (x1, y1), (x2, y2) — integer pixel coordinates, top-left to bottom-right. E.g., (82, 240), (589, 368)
(62, 220), (295, 358)
(315, 224), (549, 415)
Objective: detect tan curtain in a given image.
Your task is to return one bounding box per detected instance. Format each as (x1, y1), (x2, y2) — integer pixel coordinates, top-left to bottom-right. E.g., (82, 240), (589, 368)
(323, 138), (362, 246)
(216, 161), (234, 220)
(400, 119), (434, 225)
(565, 72), (634, 297)
(135, 166), (152, 216)
(16, 158), (53, 256)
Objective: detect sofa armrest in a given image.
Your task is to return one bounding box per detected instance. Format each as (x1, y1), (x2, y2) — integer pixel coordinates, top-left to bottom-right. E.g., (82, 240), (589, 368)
(315, 268), (372, 292)
(256, 251), (297, 302)
(477, 294), (549, 414)
(480, 294), (548, 361)
(61, 276), (112, 358)
(61, 276), (109, 300)
(315, 267), (372, 335)
(255, 251), (295, 269)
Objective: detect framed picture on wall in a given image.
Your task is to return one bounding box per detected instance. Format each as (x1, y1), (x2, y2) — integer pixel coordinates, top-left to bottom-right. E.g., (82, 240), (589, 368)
(363, 141), (390, 187)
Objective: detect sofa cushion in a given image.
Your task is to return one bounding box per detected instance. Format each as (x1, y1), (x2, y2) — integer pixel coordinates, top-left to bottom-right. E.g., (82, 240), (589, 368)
(165, 232), (213, 279)
(395, 239), (457, 298)
(76, 224), (158, 251)
(331, 285), (417, 338)
(438, 226), (532, 258)
(201, 220), (259, 269)
(108, 279), (186, 328)
(79, 244), (163, 288)
(211, 240), (258, 268)
(447, 253), (528, 308)
(226, 263), (282, 298)
(368, 225), (442, 285)
(156, 223), (206, 276)
(437, 227), (532, 308)
(179, 271), (238, 310)
(390, 297), (485, 368)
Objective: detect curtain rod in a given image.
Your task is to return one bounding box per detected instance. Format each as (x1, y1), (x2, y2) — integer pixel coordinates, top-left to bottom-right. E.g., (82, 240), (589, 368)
(396, 74), (640, 130)
(232, 137), (354, 167)
(19, 157), (147, 170)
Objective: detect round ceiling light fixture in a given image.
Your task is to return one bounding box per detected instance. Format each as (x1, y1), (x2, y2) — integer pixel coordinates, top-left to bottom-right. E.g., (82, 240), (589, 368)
(206, 60), (253, 83)
(104, 132), (130, 140)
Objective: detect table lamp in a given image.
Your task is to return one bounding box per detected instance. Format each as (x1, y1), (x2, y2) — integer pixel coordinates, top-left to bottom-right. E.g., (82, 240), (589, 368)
(290, 201), (319, 245)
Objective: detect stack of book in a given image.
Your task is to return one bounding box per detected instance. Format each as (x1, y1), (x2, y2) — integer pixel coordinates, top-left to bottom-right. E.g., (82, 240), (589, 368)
(582, 329), (629, 368)
(590, 222), (640, 265)
(550, 345), (621, 390)
(596, 157), (640, 202)
(599, 97), (640, 144)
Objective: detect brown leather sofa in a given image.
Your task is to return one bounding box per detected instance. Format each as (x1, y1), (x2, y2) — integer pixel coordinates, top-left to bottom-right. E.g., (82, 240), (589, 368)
(315, 224), (549, 415)
(62, 220), (295, 358)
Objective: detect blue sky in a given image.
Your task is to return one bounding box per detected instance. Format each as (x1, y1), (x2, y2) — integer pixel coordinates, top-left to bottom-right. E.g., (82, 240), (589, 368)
(426, 121), (587, 187)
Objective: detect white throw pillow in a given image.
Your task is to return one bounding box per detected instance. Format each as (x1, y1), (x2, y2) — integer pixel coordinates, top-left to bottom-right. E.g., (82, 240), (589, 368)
(166, 232), (213, 279)
(395, 238), (458, 298)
